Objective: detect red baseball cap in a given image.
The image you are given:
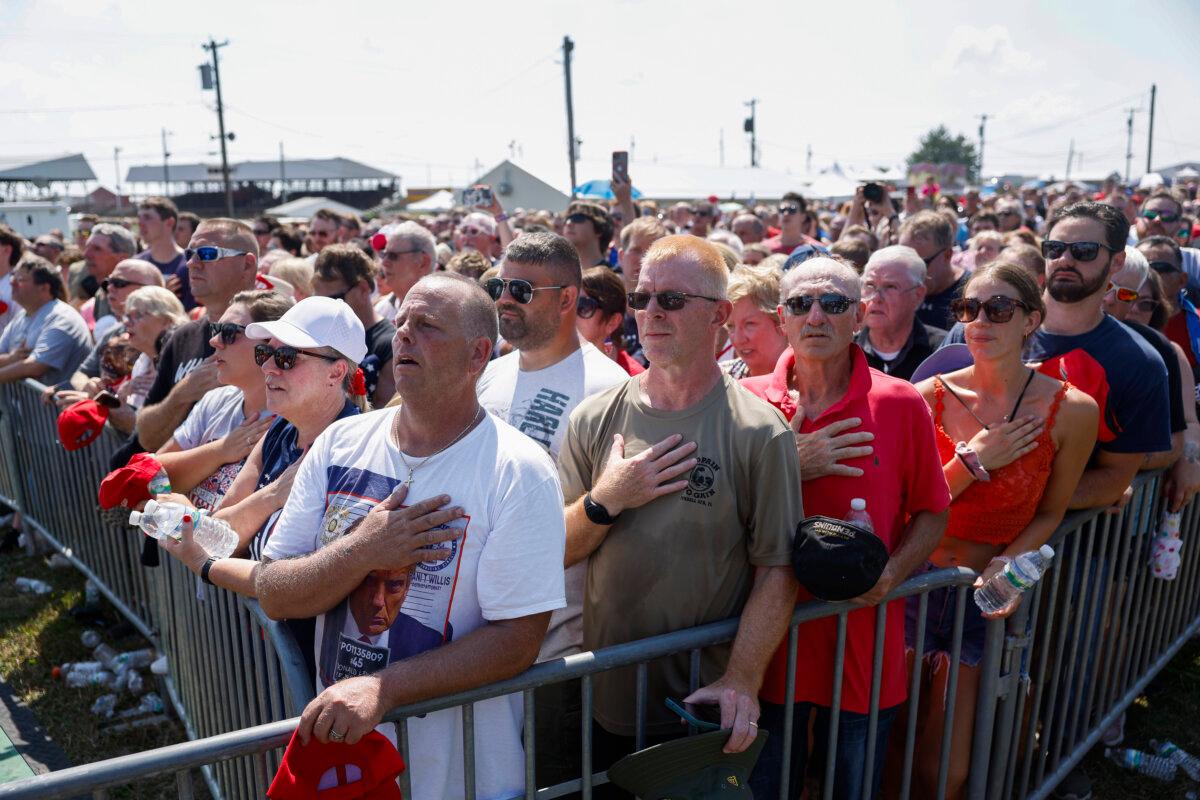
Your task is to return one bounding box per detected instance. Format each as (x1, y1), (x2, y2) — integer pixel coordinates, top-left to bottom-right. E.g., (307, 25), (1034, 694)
(268, 729), (405, 800)
(57, 399), (109, 451)
(98, 452), (165, 510)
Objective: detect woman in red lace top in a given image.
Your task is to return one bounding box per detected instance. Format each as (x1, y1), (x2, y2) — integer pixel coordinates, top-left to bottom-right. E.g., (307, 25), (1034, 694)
(901, 261), (1097, 798)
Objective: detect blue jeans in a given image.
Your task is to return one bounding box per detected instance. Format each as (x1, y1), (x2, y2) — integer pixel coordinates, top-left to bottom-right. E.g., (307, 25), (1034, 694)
(750, 700), (898, 800)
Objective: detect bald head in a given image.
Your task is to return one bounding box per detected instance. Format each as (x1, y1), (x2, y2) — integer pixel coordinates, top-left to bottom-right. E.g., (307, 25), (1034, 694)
(640, 234), (729, 299)
(113, 259), (165, 287)
(413, 272), (498, 347)
(780, 257), (861, 299)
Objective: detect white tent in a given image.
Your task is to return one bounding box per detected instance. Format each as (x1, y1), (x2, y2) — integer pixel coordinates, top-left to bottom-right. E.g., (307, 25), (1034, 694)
(804, 165), (861, 201)
(265, 196), (364, 221)
(407, 190), (456, 212)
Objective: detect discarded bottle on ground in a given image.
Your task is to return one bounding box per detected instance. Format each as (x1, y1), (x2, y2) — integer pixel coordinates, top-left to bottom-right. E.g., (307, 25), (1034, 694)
(90, 694), (117, 718)
(65, 669), (115, 689)
(128, 500), (237, 558)
(1106, 747), (1177, 781)
(845, 498), (874, 533)
(1152, 740), (1200, 781)
(92, 643), (118, 667)
(53, 661), (103, 680)
(974, 545), (1055, 615)
(80, 630), (101, 649)
(14, 577), (52, 595)
(84, 580), (100, 607)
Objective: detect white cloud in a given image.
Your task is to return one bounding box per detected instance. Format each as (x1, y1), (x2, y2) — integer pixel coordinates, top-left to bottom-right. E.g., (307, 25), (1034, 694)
(936, 24), (1045, 77)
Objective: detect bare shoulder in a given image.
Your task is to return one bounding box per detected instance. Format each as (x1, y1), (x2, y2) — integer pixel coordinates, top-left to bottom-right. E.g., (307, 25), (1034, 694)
(1055, 385), (1100, 445)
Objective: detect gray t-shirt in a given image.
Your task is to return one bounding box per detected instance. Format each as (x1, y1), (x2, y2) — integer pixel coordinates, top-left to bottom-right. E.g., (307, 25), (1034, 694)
(0, 299), (93, 387)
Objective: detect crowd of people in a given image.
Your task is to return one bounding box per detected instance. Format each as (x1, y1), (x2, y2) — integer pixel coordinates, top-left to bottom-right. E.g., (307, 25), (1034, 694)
(1, 166), (1199, 800)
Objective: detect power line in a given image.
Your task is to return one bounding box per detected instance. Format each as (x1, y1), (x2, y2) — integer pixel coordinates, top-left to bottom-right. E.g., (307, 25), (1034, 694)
(988, 92), (1146, 145)
(0, 101), (201, 115)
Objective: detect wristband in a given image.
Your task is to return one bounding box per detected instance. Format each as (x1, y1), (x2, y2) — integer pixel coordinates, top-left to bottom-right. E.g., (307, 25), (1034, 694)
(494, 213), (509, 223)
(955, 441), (991, 482)
(200, 557), (217, 585)
(583, 493), (620, 525)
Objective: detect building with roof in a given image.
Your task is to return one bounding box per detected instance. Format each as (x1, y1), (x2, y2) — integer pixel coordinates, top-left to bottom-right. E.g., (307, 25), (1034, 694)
(0, 154), (97, 200)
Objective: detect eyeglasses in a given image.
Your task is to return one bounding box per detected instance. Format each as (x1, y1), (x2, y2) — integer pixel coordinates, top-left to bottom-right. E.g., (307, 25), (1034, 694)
(1040, 240), (1119, 262)
(185, 246), (249, 262)
(1140, 209), (1182, 224)
(253, 343), (340, 371)
(694, 208), (712, 217)
(779, 205), (801, 215)
(1105, 282), (1140, 303)
(381, 248), (422, 262)
(101, 277), (148, 291)
(627, 290), (720, 311)
(862, 281), (920, 301)
(310, 229), (334, 238)
(1132, 298), (1160, 314)
(208, 322), (247, 345)
(950, 295), (1032, 324)
(252, 228), (271, 236)
(485, 277), (566, 304)
(458, 226), (486, 237)
(782, 293), (857, 316)
(576, 295), (601, 319)
(122, 312), (146, 326)
(1149, 260), (1182, 274)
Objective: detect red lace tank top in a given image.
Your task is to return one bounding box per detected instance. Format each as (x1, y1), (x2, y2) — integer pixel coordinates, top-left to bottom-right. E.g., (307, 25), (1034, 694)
(934, 377), (1068, 546)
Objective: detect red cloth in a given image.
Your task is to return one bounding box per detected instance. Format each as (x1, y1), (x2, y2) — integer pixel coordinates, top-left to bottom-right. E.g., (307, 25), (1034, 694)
(763, 233), (824, 255)
(742, 347), (950, 712)
(57, 399), (108, 451)
(1165, 312), (1198, 368)
(98, 452), (164, 510)
(615, 349), (645, 375)
(268, 729), (405, 800)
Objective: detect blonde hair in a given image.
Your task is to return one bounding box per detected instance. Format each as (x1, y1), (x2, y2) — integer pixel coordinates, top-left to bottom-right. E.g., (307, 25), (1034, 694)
(642, 235), (729, 300)
(124, 285), (188, 326)
(727, 266), (781, 315)
(270, 257), (314, 299)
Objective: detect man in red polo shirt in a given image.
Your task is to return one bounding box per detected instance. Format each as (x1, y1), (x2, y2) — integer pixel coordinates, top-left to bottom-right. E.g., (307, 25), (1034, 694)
(741, 256), (950, 800)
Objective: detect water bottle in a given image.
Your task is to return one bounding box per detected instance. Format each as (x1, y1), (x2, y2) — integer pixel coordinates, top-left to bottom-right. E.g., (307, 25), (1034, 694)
(148, 467), (172, 497)
(1105, 747), (1177, 781)
(1152, 740), (1200, 781)
(53, 661), (104, 680)
(84, 580), (100, 607)
(111, 649), (155, 670)
(93, 643), (118, 667)
(14, 577), (52, 595)
(66, 669), (115, 689)
(80, 629), (101, 649)
(845, 498), (874, 533)
(90, 694), (118, 718)
(129, 500), (238, 558)
(117, 692), (164, 719)
(125, 670), (147, 695)
(974, 545), (1055, 615)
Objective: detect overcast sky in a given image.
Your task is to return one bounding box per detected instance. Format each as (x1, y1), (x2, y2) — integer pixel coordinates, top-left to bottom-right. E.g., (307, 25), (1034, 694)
(3, 0), (1198, 195)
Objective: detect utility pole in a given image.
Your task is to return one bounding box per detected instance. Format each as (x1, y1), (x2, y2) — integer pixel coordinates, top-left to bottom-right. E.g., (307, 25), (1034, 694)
(719, 129), (725, 167)
(630, 136), (635, 161)
(113, 147), (122, 211)
(1065, 138), (1075, 181)
(806, 144), (812, 175)
(279, 141), (288, 203)
(743, 99), (758, 167)
(561, 36), (578, 197)
(161, 129), (171, 194)
(1124, 107), (1137, 184)
(1146, 83), (1157, 174)
(201, 38), (234, 216)
(977, 114), (988, 182)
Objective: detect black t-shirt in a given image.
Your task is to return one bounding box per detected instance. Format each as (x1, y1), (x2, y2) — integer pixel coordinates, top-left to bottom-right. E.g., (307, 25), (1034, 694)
(1126, 321), (1186, 435)
(144, 319), (214, 407)
(361, 318), (395, 399)
(917, 273), (969, 331)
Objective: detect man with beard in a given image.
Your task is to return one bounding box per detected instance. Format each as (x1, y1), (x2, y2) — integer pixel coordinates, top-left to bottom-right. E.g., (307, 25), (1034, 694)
(476, 231), (627, 787)
(1031, 201), (1171, 509)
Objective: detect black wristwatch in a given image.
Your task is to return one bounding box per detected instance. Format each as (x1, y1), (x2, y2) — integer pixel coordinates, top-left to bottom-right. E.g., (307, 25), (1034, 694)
(583, 493), (620, 525)
(200, 557), (217, 585)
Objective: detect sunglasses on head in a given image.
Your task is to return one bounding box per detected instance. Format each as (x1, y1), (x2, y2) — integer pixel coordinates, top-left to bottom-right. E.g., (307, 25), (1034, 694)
(1040, 240), (1118, 262)
(1149, 260), (1182, 274)
(253, 343), (340, 371)
(1105, 282), (1140, 303)
(185, 245), (249, 262)
(576, 295), (601, 319)
(485, 277), (566, 304)
(950, 295), (1031, 324)
(208, 322), (246, 345)
(627, 290), (719, 312)
(1140, 209), (1182, 224)
(782, 293), (856, 316)
(100, 277), (146, 291)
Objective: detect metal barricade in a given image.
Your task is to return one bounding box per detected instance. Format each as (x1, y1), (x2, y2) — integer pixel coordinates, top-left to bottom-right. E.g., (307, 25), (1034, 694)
(2, 375), (1198, 800)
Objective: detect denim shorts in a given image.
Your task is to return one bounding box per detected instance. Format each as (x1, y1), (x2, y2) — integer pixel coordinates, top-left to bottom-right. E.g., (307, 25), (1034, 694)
(904, 562), (988, 667)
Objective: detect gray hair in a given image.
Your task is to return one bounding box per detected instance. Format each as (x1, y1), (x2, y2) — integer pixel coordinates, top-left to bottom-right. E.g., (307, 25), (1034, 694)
(864, 245), (926, 287)
(91, 223), (138, 256)
(1121, 246), (1150, 290)
(780, 256), (862, 301)
(124, 285), (188, 326)
(389, 221), (437, 264)
(707, 229), (744, 258)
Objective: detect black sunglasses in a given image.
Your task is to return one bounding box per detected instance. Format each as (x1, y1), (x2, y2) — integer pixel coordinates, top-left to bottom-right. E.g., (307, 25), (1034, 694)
(779, 205), (801, 215)
(627, 290), (719, 311)
(1149, 260), (1182, 274)
(100, 277), (147, 291)
(566, 213), (593, 225)
(783, 293), (856, 316)
(950, 295), (1032, 324)
(1041, 240), (1119, 262)
(485, 277), (565, 304)
(208, 322), (246, 346)
(576, 295), (601, 319)
(253, 343), (340, 371)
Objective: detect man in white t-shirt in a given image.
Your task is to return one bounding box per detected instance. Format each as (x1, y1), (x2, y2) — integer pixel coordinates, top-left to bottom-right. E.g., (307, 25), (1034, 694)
(0, 224), (24, 341)
(477, 232), (627, 790)
(256, 273), (566, 800)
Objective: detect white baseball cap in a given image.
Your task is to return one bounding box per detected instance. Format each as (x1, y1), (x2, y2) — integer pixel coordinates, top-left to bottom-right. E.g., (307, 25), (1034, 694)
(245, 296), (368, 363)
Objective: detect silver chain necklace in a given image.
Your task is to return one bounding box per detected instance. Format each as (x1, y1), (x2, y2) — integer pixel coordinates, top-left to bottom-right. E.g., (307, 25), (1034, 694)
(394, 407), (484, 487)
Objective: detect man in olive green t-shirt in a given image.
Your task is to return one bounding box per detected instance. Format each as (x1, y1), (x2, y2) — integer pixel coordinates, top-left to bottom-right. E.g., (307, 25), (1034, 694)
(558, 235), (803, 762)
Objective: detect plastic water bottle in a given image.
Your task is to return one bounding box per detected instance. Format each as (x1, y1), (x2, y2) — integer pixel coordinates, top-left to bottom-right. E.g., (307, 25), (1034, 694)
(1105, 747), (1177, 781)
(53, 661), (103, 680)
(116, 692), (164, 719)
(90, 694), (118, 718)
(92, 643), (118, 667)
(80, 630), (101, 649)
(129, 500), (238, 558)
(974, 545), (1055, 615)
(111, 649), (155, 670)
(66, 669), (115, 689)
(125, 670), (147, 695)
(845, 498), (874, 533)
(14, 577), (52, 594)
(148, 468), (172, 497)
(1152, 740), (1200, 781)
(84, 580), (100, 607)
